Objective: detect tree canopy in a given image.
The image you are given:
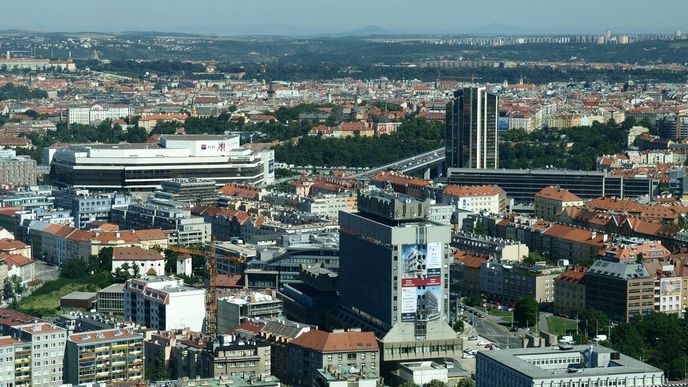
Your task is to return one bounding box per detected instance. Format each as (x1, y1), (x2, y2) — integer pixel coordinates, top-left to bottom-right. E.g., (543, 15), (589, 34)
(0, 83), (48, 101)
(513, 296), (539, 328)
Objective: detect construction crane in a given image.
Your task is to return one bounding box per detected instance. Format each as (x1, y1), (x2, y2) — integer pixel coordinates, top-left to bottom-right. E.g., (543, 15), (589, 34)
(166, 240), (222, 337)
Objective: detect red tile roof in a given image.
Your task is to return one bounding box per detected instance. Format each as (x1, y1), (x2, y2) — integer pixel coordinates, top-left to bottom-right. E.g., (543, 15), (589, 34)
(535, 187), (583, 202)
(291, 330), (378, 353)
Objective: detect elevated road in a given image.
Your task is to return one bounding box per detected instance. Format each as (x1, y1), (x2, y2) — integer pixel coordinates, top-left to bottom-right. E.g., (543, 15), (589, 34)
(351, 147), (446, 180)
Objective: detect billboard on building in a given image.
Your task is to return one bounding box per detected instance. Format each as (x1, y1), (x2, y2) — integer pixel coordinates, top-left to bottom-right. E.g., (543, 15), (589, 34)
(401, 243), (443, 322)
(660, 277), (682, 296)
(401, 286), (417, 322)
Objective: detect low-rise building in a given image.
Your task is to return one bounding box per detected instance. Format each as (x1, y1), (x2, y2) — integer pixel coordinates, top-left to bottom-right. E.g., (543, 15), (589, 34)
(442, 184), (507, 214)
(112, 246), (165, 277)
(202, 335), (272, 379)
(533, 186), (584, 220)
(476, 345), (664, 387)
(217, 290), (284, 333)
(65, 329), (144, 384)
(452, 232), (528, 262)
(96, 283), (125, 315)
(287, 329), (379, 387)
(111, 203), (211, 245)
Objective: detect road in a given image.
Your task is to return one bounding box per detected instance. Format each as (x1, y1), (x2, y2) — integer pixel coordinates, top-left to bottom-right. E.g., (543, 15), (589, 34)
(472, 316), (522, 349)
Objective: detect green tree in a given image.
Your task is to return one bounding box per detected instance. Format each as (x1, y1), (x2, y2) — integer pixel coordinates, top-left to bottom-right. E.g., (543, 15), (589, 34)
(452, 320), (464, 333)
(145, 346), (170, 381)
(426, 380), (448, 387)
(60, 258), (89, 279)
(463, 295), (482, 308)
(457, 379), (476, 387)
(578, 309), (609, 339)
(513, 296), (539, 328)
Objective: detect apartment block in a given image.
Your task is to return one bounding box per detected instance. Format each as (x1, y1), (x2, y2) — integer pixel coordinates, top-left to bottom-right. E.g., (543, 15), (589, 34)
(287, 329), (379, 387)
(585, 260), (655, 322)
(217, 290), (284, 333)
(9, 322), (67, 387)
(442, 184), (506, 214)
(553, 268), (587, 314)
(124, 277), (205, 331)
(65, 329), (144, 384)
(111, 203), (211, 246)
(202, 335), (271, 379)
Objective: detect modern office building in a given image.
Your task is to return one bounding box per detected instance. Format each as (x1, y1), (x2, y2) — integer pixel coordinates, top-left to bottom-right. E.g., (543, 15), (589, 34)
(124, 277), (206, 331)
(96, 283), (125, 315)
(337, 190), (461, 364)
(476, 345), (664, 387)
(49, 135), (275, 191)
(111, 203), (211, 245)
(585, 260), (655, 322)
(445, 87), (499, 169)
(151, 178), (219, 207)
(64, 329), (144, 384)
(53, 188), (131, 229)
(447, 168), (658, 203)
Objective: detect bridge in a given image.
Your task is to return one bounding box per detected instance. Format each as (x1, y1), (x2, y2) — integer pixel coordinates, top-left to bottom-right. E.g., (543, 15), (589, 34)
(351, 148), (446, 180)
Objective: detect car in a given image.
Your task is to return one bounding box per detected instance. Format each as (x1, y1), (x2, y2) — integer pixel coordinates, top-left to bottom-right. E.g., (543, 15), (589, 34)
(485, 343), (493, 349)
(468, 335), (478, 341)
(463, 347), (475, 353)
(477, 340), (490, 346)
(462, 353), (475, 359)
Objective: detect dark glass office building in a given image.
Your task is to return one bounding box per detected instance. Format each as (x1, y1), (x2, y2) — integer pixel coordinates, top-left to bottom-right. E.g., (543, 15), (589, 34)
(445, 87), (499, 170)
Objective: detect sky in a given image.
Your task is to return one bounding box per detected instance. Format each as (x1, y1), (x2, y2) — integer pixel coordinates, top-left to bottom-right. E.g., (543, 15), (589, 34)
(2, 0), (687, 35)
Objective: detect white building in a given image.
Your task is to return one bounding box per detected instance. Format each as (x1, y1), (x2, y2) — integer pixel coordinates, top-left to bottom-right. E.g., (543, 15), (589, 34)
(398, 361), (448, 386)
(442, 185), (506, 214)
(297, 194), (356, 220)
(112, 246), (165, 277)
(124, 277), (205, 331)
(476, 345), (665, 387)
(50, 134), (275, 191)
(67, 104), (131, 125)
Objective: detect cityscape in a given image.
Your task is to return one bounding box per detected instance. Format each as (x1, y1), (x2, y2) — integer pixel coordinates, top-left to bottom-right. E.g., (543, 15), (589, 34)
(1, 1), (688, 386)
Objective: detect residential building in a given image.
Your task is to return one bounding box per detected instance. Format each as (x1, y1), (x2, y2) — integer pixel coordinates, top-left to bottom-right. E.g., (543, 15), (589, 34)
(112, 246), (165, 277)
(0, 150), (36, 187)
(336, 190), (461, 363)
(481, 261), (561, 303)
(297, 193), (357, 220)
(29, 222), (168, 264)
(0, 336), (32, 387)
(476, 345), (664, 387)
(259, 319), (313, 383)
(124, 277), (206, 331)
(217, 290), (284, 333)
(451, 233), (529, 262)
(585, 260), (655, 322)
(442, 184), (506, 214)
(201, 335), (271, 379)
(64, 329), (144, 384)
(533, 186), (584, 220)
(67, 104), (131, 125)
(9, 322), (67, 387)
(287, 329), (379, 387)
(445, 87), (499, 169)
(553, 268), (587, 314)
(49, 135), (275, 191)
(451, 251), (487, 297)
(111, 203), (211, 245)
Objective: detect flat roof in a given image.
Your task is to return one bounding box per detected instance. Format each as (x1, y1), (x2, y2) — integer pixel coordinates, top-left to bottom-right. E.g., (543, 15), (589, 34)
(61, 291), (98, 301)
(478, 345), (663, 380)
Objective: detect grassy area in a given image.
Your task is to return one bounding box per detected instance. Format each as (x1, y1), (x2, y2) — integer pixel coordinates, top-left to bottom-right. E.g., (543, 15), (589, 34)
(15, 278), (106, 317)
(479, 307), (513, 322)
(547, 316), (578, 336)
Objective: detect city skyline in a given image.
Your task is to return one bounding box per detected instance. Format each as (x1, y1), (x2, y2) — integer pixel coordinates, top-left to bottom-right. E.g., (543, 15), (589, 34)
(2, 0), (688, 36)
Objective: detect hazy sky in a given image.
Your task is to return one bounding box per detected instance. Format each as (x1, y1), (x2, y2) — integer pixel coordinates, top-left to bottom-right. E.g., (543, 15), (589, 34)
(2, 0), (686, 35)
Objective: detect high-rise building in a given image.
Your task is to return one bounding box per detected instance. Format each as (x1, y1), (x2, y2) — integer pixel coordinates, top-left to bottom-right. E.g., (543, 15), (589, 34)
(336, 190), (461, 364)
(445, 87), (499, 170)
